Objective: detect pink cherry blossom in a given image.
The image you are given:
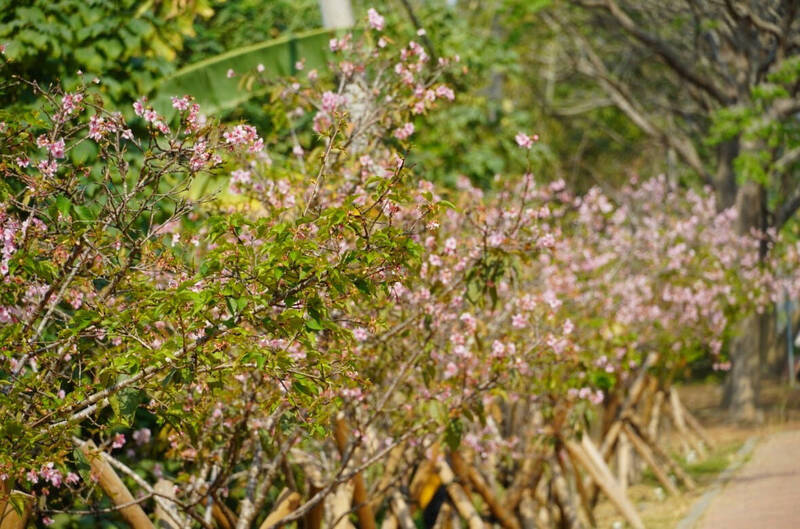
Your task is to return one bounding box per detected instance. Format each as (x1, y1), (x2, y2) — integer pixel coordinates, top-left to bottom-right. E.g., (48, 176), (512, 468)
(367, 8), (385, 31)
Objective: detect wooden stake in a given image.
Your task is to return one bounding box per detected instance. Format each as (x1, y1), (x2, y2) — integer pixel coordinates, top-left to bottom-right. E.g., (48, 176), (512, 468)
(505, 453), (544, 511)
(80, 440), (156, 529)
(213, 499), (238, 529)
(369, 443), (405, 511)
(622, 424), (679, 496)
(389, 492), (416, 529)
(647, 391), (665, 440)
(563, 450), (596, 528)
(380, 513), (399, 529)
(326, 482), (355, 529)
(334, 415), (377, 529)
(299, 460), (325, 529)
(518, 490), (538, 529)
(668, 391), (705, 457)
(550, 455), (584, 529)
(0, 482), (33, 529)
(431, 502), (452, 529)
(673, 392), (714, 449)
(259, 489), (301, 529)
(153, 479), (188, 529)
(435, 457), (484, 529)
(600, 354), (657, 461)
(564, 438), (644, 529)
(617, 432), (632, 491)
(453, 452), (520, 529)
(626, 417), (696, 490)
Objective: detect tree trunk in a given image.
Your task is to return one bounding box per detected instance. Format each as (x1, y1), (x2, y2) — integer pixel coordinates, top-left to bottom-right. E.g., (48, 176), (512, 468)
(726, 313), (762, 422)
(725, 179), (767, 422)
(713, 139), (739, 210)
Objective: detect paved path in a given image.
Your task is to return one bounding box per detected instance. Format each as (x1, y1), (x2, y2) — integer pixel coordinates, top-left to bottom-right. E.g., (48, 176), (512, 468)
(695, 430), (800, 529)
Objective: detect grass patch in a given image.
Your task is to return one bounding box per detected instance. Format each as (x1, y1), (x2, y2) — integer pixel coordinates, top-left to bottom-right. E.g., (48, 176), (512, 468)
(684, 440), (744, 481)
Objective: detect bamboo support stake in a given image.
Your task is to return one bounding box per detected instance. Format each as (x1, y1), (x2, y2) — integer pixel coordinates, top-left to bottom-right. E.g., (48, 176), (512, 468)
(563, 451), (596, 529)
(334, 416), (377, 529)
(564, 439), (644, 529)
(550, 456), (584, 529)
(600, 354), (657, 461)
(648, 391), (665, 440)
(259, 489), (301, 529)
(213, 500), (238, 529)
(380, 513), (399, 529)
(505, 453), (544, 511)
(389, 492), (416, 529)
(0, 482), (33, 529)
(518, 490), (538, 529)
(435, 457), (484, 529)
(626, 417), (696, 490)
(153, 479), (188, 529)
(453, 452), (520, 529)
(80, 440), (156, 529)
(304, 483), (324, 529)
(431, 503), (453, 529)
(668, 391), (705, 457)
(617, 432), (631, 491)
(326, 482), (355, 529)
(674, 394), (714, 449)
(600, 421), (624, 461)
(301, 462), (324, 529)
(622, 424), (679, 496)
(369, 443), (405, 511)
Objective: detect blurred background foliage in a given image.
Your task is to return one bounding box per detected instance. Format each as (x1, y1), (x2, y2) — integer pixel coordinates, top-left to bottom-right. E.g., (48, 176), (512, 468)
(0, 0), (673, 190)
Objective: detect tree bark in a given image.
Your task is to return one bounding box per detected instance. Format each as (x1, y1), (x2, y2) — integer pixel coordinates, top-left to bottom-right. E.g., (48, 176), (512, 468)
(726, 313), (762, 422)
(725, 178), (767, 421)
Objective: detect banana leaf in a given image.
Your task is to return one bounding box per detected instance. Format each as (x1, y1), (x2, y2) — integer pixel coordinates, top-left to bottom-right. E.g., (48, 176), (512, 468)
(151, 28), (335, 117)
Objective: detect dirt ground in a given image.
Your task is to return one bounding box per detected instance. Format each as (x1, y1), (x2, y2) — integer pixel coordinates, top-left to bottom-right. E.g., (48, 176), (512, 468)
(592, 380), (800, 529)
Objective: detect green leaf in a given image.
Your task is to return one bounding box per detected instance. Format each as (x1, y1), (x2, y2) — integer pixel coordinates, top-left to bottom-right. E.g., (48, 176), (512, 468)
(151, 28), (335, 117)
(444, 417), (463, 450)
(305, 317), (323, 331)
(55, 195), (72, 218)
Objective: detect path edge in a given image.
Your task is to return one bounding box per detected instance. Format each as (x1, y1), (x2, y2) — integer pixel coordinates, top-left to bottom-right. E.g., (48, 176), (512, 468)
(674, 436), (758, 529)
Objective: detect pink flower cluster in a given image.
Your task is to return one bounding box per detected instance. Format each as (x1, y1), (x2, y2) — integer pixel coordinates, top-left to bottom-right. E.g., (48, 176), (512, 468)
(223, 124), (264, 153)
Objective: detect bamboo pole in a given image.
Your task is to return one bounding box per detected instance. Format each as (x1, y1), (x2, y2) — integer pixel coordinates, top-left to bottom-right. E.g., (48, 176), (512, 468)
(431, 503), (453, 529)
(213, 499), (238, 529)
(153, 479), (188, 529)
(617, 432), (632, 491)
(380, 513), (399, 529)
(600, 354), (657, 460)
(369, 443), (405, 511)
(647, 391), (665, 440)
(518, 490), (538, 529)
(435, 458), (484, 529)
(304, 483), (325, 529)
(389, 492), (416, 529)
(550, 455), (584, 529)
(668, 391), (705, 457)
(564, 438), (644, 529)
(326, 482), (355, 529)
(453, 452), (520, 529)
(626, 417), (696, 490)
(259, 489), (301, 529)
(79, 440), (156, 529)
(622, 424), (679, 496)
(505, 453), (544, 511)
(563, 450), (596, 529)
(0, 482), (33, 529)
(673, 392), (714, 449)
(334, 416), (377, 529)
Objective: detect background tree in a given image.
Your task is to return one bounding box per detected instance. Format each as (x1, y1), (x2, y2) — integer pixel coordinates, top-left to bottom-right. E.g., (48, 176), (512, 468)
(545, 0), (800, 421)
